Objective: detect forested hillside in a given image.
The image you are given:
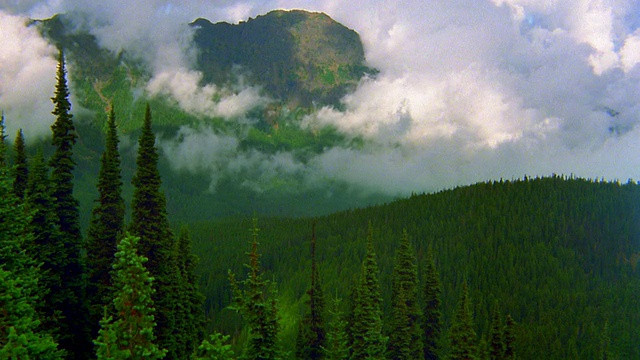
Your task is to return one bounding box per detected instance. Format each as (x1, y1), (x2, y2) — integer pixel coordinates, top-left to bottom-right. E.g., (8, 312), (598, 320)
(191, 176), (640, 359)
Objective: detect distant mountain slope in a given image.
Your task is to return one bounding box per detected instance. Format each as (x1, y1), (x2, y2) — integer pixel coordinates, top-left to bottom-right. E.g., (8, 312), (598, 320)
(191, 176), (640, 359)
(192, 10), (375, 107)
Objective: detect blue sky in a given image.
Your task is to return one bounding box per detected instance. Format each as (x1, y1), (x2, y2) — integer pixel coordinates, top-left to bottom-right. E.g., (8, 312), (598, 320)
(1, 0), (640, 194)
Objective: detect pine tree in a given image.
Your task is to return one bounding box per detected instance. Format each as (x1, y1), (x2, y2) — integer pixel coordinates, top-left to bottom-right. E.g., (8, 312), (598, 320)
(48, 51), (92, 360)
(351, 223), (386, 360)
(0, 151), (62, 359)
(174, 227), (206, 358)
(598, 320), (611, 360)
(423, 246), (443, 360)
(489, 303), (504, 360)
(94, 233), (167, 359)
(229, 219), (282, 360)
(129, 104), (178, 356)
(448, 281), (477, 360)
(387, 229), (422, 360)
(192, 333), (235, 360)
(503, 315), (515, 360)
(322, 295), (350, 360)
(12, 129), (28, 199)
(24, 150), (64, 339)
(86, 106), (125, 334)
(296, 224), (326, 360)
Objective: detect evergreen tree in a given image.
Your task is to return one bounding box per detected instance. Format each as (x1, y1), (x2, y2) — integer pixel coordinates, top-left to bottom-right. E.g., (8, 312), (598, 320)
(296, 224), (326, 360)
(503, 315), (515, 360)
(192, 333), (235, 360)
(174, 227), (206, 359)
(94, 233), (166, 359)
(12, 129), (28, 199)
(351, 223), (386, 360)
(598, 320), (611, 360)
(489, 303), (504, 360)
(423, 246), (443, 360)
(86, 106), (125, 334)
(229, 219), (281, 360)
(0, 152), (62, 359)
(448, 281), (477, 360)
(24, 150), (64, 339)
(322, 295), (350, 360)
(48, 51), (92, 360)
(129, 104), (178, 356)
(387, 229), (422, 360)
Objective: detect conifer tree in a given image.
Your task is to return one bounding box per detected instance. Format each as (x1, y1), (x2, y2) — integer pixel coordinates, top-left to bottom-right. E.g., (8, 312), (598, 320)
(48, 51), (92, 360)
(129, 104), (178, 356)
(296, 224), (326, 360)
(24, 151), (64, 338)
(387, 229), (422, 360)
(192, 333), (235, 360)
(229, 220), (282, 360)
(598, 320), (611, 360)
(351, 223), (386, 360)
(503, 315), (516, 360)
(174, 227), (206, 358)
(12, 129), (28, 199)
(423, 246), (443, 360)
(322, 295), (350, 360)
(86, 106), (125, 333)
(489, 303), (504, 360)
(94, 233), (166, 359)
(0, 152), (62, 359)
(448, 281), (477, 360)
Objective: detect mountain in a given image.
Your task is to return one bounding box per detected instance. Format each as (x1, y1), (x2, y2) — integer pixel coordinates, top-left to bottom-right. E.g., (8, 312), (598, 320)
(27, 11), (388, 227)
(192, 10), (376, 108)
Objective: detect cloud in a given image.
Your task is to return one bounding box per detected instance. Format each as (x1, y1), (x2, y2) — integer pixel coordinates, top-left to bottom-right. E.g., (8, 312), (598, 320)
(0, 11), (57, 141)
(2, 0), (640, 196)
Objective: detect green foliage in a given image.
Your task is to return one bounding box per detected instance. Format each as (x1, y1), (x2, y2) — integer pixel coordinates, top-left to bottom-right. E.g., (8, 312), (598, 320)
(94, 233), (167, 359)
(0, 159), (62, 359)
(448, 282), (477, 360)
(387, 229), (422, 360)
(503, 315), (515, 360)
(48, 52), (93, 359)
(86, 106), (126, 333)
(229, 220), (282, 360)
(322, 296), (350, 360)
(295, 225), (326, 360)
(489, 303), (504, 360)
(351, 223), (387, 359)
(192, 333), (235, 360)
(12, 129), (28, 200)
(129, 104), (178, 356)
(424, 246), (443, 360)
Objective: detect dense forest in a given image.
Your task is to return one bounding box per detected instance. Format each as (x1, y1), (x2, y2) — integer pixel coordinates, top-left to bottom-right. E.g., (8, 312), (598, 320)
(1, 53), (639, 360)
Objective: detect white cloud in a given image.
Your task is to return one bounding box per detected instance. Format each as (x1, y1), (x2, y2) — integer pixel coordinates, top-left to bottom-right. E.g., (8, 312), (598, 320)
(0, 11), (57, 140)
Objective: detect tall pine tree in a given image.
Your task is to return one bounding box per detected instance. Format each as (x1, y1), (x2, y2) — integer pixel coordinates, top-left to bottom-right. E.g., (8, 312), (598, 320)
(86, 106), (125, 334)
(423, 246), (443, 360)
(48, 51), (92, 360)
(448, 281), (477, 360)
(322, 295), (350, 360)
(12, 129), (28, 199)
(229, 220), (282, 360)
(129, 104), (179, 357)
(173, 227), (206, 358)
(0, 144), (62, 359)
(351, 223), (386, 360)
(489, 303), (504, 360)
(296, 224), (326, 360)
(387, 229), (422, 360)
(503, 315), (516, 360)
(94, 233), (166, 359)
